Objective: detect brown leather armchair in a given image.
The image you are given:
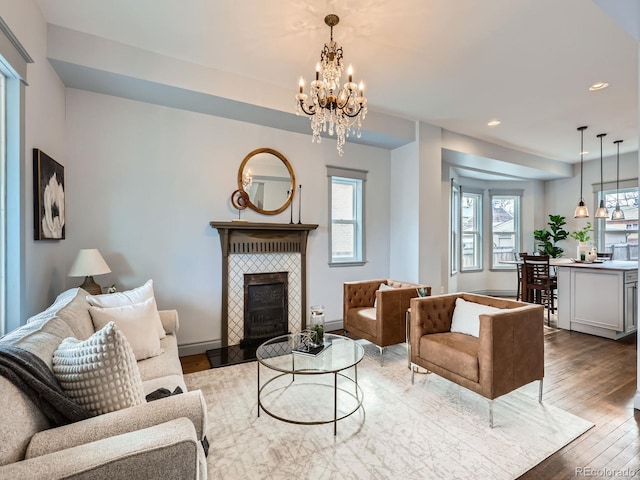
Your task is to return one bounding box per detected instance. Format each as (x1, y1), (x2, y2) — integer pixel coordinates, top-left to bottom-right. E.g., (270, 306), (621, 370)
(410, 293), (544, 427)
(343, 279), (431, 364)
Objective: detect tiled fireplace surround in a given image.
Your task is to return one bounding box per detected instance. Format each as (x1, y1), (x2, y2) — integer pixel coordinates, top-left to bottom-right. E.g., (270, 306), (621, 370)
(210, 222), (318, 348)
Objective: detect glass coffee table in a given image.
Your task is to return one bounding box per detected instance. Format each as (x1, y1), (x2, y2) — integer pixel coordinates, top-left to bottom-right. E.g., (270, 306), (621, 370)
(256, 333), (364, 435)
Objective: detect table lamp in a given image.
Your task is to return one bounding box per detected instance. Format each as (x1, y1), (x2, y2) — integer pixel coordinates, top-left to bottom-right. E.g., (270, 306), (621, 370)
(68, 249), (111, 295)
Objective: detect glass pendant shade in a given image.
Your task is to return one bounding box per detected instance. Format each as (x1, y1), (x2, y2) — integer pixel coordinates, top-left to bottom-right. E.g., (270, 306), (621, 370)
(575, 126), (589, 218)
(611, 204), (625, 220)
(575, 200), (589, 218)
(595, 200), (608, 218)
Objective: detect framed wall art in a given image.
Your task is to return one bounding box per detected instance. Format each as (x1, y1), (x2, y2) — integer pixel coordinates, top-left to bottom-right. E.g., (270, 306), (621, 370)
(33, 148), (65, 240)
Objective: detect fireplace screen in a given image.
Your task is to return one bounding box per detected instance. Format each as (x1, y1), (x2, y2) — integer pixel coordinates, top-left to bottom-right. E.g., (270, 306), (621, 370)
(242, 271), (288, 346)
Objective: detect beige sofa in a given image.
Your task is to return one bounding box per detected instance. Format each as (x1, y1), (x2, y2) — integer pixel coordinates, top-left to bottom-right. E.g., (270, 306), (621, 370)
(0, 288), (208, 479)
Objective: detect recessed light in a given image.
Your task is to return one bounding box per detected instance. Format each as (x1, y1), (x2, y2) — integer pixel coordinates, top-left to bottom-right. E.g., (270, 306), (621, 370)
(589, 82), (609, 91)
(487, 120), (501, 126)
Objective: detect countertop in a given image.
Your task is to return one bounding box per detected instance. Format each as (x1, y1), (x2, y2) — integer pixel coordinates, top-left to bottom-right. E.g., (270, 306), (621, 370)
(553, 260), (638, 271)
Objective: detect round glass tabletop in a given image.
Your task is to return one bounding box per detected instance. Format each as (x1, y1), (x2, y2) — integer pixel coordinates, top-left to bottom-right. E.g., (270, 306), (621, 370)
(256, 333), (364, 374)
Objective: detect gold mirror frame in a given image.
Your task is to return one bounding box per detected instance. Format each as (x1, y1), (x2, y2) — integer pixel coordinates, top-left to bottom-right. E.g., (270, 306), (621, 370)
(237, 148), (296, 215)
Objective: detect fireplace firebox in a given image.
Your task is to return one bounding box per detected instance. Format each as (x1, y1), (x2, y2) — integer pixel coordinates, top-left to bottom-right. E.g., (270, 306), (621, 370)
(241, 272), (288, 347)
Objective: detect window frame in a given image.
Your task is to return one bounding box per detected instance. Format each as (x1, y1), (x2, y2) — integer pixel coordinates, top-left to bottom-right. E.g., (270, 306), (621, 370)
(461, 188), (483, 272)
(594, 183), (639, 260)
(327, 166), (367, 267)
(450, 180), (460, 275)
(489, 190), (522, 271)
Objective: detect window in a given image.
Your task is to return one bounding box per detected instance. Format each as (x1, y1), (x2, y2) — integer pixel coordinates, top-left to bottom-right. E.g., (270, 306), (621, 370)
(490, 191), (521, 270)
(450, 180), (460, 275)
(597, 186), (638, 260)
(0, 18), (32, 335)
(461, 190), (482, 271)
(327, 166), (366, 265)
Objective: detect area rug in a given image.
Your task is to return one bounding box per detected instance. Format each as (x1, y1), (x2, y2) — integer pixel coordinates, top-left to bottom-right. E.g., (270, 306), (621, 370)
(184, 342), (592, 480)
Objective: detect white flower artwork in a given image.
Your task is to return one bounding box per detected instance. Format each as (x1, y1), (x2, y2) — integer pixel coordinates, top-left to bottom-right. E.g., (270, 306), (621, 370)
(34, 149), (65, 240)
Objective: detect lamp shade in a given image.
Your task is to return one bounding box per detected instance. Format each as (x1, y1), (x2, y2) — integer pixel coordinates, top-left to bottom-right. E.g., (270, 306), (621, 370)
(68, 249), (111, 277)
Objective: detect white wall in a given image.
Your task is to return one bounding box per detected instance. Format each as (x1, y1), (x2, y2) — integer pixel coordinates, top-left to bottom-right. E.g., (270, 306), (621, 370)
(0, 0), (68, 320)
(64, 89), (391, 350)
(389, 142), (419, 282)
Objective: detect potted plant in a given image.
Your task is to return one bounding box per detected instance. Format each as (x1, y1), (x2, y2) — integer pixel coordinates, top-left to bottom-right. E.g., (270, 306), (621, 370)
(533, 215), (569, 258)
(569, 222), (593, 260)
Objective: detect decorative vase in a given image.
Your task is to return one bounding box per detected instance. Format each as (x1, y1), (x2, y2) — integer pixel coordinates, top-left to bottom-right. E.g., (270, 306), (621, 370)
(587, 247), (597, 262)
(309, 305), (325, 347)
(576, 242), (588, 261)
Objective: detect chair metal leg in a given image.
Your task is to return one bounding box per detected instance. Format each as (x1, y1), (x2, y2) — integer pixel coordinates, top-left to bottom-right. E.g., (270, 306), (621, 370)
(411, 364), (415, 384)
(539, 378), (543, 403)
(489, 400), (494, 428)
(378, 346), (384, 366)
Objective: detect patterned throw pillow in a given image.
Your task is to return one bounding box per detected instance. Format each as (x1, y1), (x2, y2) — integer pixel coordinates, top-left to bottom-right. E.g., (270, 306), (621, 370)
(52, 321), (145, 415)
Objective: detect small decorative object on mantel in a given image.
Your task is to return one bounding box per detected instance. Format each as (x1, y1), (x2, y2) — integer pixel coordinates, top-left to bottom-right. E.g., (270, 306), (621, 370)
(230, 189), (250, 222)
(33, 149), (65, 240)
(288, 190), (294, 224)
(297, 184), (302, 224)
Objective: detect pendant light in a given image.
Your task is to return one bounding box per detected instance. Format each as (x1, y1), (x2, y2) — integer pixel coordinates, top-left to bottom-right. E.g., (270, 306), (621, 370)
(611, 139), (625, 220)
(594, 133), (609, 218)
(574, 126), (589, 218)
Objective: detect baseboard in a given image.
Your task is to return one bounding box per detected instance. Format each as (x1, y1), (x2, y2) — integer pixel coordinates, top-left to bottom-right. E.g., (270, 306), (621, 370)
(178, 340), (221, 356)
(326, 319), (343, 332)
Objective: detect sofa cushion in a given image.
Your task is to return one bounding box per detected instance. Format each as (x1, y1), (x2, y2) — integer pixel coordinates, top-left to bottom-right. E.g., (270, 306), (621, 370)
(345, 307), (376, 336)
(137, 334), (183, 383)
(451, 297), (503, 337)
(52, 322), (146, 415)
(89, 297), (163, 361)
(420, 332), (479, 382)
(374, 282), (394, 307)
(0, 316), (74, 370)
(86, 279), (166, 339)
(27, 288), (95, 341)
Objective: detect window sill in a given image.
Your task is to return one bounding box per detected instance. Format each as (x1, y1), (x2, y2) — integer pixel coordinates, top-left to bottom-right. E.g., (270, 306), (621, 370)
(460, 269), (483, 273)
(328, 261), (367, 268)
(490, 267), (516, 272)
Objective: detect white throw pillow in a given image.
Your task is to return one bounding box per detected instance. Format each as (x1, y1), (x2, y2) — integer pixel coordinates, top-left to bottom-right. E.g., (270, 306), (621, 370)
(52, 322), (146, 415)
(87, 280), (165, 339)
(89, 297), (163, 360)
(374, 283), (394, 308)
(450, 297), (504, 337)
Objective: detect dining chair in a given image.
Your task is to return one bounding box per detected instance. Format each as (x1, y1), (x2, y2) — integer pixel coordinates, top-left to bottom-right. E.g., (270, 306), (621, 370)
(522, 254), (557, 326)
(597, 252), (612, 260)
(514, 252), (527, 301)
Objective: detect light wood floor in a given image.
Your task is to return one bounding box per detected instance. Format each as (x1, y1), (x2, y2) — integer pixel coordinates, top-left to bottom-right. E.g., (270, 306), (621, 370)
(180, 329), (639, 479)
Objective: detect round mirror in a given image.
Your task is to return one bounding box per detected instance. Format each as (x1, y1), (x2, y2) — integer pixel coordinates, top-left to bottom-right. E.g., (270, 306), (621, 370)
(238, 148), (295, 215)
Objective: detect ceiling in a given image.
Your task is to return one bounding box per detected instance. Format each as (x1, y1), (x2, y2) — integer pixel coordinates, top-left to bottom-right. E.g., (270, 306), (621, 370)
(34, 0), (639, 164)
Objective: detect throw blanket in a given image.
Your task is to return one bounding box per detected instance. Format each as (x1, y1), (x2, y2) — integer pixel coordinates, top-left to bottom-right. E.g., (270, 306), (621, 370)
(0, 345), (93, 426)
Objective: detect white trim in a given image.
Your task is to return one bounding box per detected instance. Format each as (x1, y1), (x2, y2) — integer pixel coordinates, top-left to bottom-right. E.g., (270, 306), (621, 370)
(178, 339), (221, 357)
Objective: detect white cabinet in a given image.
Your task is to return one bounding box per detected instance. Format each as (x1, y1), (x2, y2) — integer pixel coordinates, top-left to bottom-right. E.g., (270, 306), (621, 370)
(557, 263), (637, 340)
(624, 270), (638, 334)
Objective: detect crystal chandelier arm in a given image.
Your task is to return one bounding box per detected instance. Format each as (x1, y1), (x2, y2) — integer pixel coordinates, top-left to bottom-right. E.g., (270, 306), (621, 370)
(297, 98), (317, 116)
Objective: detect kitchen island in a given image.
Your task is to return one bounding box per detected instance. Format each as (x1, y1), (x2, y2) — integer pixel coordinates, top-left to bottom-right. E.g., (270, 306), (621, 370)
(556, 260), (638, 339)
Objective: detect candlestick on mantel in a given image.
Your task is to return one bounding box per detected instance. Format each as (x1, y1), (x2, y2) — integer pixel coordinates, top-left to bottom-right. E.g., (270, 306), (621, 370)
(288, 190), (293, 224)
(297, 185), (302, 224)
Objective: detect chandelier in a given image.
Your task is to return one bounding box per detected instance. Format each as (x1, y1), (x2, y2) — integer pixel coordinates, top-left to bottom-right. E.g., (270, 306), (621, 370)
(295, 14), (367, 156)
